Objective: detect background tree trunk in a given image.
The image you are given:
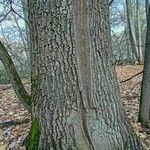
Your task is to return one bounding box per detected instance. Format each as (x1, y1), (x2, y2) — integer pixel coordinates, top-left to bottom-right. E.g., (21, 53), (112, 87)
(28, 0), (142, 149)
(138, 5), (150, 128)
(21, 0), (31, 70)
(136, 0), (143, 63)
(125, 0), (139, 62)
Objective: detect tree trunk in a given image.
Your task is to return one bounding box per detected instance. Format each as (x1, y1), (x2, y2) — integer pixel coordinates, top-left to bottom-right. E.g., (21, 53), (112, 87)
(27, 0), (142, 149)
(21, 0), (31, 69)
(136, 0), (143, 63)
(125, 0), (139, 62)
(138, 5), (150, 128)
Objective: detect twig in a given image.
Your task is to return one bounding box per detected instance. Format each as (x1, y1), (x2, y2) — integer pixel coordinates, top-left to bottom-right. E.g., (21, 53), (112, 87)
(11, 9), (29, 26)
(0, 10), (11, 23)
(120, 70), (143, 83)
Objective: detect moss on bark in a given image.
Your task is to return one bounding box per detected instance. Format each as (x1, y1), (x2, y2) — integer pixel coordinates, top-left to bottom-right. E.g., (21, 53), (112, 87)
(26, 117), (41, 150)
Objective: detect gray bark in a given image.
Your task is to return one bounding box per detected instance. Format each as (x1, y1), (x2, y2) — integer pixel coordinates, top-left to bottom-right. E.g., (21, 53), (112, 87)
(138, 5), (150, 128)
(28, 0), (142, 149)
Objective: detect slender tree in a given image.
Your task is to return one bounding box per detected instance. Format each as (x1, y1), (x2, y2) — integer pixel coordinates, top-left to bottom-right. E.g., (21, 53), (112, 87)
(138, 4), (150, 128)
(20, 0), (31, 66)
(0, 41), (31, 112)
(26, 0), (142, 149)
(125, 0), (139, 62)
(136, 0), (143, 63)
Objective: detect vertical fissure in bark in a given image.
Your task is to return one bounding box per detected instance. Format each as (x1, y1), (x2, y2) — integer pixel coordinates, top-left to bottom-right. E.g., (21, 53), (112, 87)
(73, 1), (95, 149)
(79, 91), (95, 150)
(73, 0), (92, 108)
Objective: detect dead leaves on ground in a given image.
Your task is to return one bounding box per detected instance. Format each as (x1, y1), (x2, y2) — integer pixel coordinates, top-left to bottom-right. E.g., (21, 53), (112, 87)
(0, 81), (30, 150)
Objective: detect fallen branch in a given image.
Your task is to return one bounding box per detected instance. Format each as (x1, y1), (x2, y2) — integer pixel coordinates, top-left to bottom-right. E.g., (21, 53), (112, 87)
(0, 118), (30, 127)
(120, 70), (143, 83)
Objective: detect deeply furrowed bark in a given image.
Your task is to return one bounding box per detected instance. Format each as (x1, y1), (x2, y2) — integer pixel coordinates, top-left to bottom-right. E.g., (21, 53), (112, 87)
(28, 0), (142, 149)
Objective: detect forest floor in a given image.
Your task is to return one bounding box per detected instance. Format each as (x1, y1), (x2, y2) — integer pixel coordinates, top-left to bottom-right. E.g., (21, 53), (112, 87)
(0, 65), (150, 150)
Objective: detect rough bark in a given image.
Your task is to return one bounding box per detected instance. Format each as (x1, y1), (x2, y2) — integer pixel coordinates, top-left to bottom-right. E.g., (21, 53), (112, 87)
(28, 0), (142, 149)
(138, 5), (150, 128)
(0, 41), (31, 112)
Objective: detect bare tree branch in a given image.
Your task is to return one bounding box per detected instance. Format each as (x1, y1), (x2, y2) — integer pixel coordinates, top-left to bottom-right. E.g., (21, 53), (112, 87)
(0, 10), (11, 23)
(0, 0), (29, 25)
(109, 0), (114, 6)
(11, 8), (29, 25)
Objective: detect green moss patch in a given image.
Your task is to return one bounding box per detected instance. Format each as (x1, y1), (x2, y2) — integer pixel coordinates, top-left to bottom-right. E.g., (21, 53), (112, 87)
(26, 117), (41, 150)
